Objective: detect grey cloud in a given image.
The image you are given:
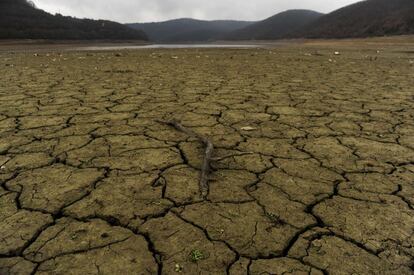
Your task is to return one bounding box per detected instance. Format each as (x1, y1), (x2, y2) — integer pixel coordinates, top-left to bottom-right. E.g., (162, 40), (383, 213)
(32, 0), (361, 23)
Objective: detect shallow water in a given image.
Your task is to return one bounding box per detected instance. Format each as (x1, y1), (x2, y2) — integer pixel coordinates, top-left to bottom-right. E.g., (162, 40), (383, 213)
(76, 44), (267, 51)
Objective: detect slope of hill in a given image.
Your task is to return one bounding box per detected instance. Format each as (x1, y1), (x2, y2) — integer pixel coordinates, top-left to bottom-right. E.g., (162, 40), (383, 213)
(225, 10), (323, 40)
(0, 0), (148, 40)
(127, 18), (254, 42)
(295, 0), (414, 38)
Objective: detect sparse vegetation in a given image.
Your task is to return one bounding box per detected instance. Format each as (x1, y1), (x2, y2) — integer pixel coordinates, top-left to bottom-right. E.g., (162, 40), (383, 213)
(0, 39), (413, 274)
(189, 249), (205, 262)
(265, 212), (286, 226)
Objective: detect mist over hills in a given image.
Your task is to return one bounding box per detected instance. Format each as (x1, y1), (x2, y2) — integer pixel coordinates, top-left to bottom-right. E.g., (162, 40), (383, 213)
(127, 19), (254, 42)
(0, 0), (148, 40)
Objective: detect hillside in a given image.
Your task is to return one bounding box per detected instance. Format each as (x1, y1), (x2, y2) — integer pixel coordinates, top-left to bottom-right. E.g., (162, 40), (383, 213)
(225, 10), (323, 40)
(295, 0), (414, 38)
(127, 18), (254, 42)
(0, 0), (148, 40)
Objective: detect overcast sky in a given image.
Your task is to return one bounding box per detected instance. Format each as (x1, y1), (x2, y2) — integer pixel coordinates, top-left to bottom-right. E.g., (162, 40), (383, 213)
(32, 0), (361, 23)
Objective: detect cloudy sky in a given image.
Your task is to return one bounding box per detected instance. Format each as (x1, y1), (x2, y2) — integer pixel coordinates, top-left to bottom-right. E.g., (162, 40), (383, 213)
(32, 0), (361, 23)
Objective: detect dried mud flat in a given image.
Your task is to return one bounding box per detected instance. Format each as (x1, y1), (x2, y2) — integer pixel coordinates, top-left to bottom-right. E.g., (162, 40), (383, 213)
(0, 40), (414, 274)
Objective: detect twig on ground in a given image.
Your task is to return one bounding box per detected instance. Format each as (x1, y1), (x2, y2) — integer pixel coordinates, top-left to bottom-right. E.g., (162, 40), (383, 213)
(157, 119), (213, 199)
(0, 157), (11, 168)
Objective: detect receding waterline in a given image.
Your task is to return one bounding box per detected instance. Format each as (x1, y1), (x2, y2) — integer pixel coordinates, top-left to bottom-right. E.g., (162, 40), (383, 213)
(76, 44), (267, 51)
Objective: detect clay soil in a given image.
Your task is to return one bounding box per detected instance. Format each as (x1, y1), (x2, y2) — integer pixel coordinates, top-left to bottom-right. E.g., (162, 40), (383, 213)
(0, 38), (414, 274)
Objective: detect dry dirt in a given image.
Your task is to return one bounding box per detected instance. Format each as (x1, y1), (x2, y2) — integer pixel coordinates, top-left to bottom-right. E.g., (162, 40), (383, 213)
(0, 39), (414, 274)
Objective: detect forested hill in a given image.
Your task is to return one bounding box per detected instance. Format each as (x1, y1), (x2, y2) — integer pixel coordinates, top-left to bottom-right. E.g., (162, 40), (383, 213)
(225, 10), (323, 40)
(294, 0), (414, 38)
(0, 0), (148, 40)
(127, 18), (254, 42)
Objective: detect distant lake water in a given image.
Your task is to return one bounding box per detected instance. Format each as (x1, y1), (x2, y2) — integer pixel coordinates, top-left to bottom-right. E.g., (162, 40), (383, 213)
(75, 44), (268, 51)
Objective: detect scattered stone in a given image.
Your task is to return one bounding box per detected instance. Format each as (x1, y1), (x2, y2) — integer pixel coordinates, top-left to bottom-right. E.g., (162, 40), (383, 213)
(174, 263), (183, 272)
(0, 46), (412, 273)
(240, 126), (256, 131)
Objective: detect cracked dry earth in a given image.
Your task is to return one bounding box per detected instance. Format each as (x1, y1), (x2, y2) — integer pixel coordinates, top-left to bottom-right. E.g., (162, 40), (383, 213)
(0, 43), (414, 275)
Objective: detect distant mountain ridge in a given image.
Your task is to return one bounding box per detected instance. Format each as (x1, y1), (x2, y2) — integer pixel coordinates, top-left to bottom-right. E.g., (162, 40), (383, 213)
(129, 0), (414, 42)
(0, 0), (147, 40)
(293, 0), (414, 38)
(1, 0), (413, 41)
(225, 10), (323, 40)
(127, 18), (254, 42)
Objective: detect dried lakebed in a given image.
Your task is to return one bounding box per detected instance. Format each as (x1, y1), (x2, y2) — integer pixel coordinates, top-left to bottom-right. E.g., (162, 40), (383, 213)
(0, 44), (414, 274)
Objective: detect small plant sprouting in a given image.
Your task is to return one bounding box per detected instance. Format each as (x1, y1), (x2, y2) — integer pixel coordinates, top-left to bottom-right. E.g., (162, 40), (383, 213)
(265, 212), (286, 226)
(189, 249), (205, 262)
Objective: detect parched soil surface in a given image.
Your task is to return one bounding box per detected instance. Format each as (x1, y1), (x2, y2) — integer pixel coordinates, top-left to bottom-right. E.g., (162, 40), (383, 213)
(0, 41), (414, 274)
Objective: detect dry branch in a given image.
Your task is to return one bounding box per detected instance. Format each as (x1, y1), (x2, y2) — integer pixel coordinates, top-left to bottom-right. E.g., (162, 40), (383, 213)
(157, 119), (213, 198)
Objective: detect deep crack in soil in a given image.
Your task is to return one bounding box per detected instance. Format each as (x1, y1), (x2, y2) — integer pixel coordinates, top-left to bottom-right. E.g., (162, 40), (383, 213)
(1, 40), (414, 274)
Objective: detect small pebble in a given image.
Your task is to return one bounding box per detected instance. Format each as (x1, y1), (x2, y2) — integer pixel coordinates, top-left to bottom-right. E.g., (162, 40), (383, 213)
(174, 263), (183, 272)
(241, 126), (256, 131)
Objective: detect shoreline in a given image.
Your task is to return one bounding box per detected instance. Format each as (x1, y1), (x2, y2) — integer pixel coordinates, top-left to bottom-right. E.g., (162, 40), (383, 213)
(0, 35), (413, 53)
